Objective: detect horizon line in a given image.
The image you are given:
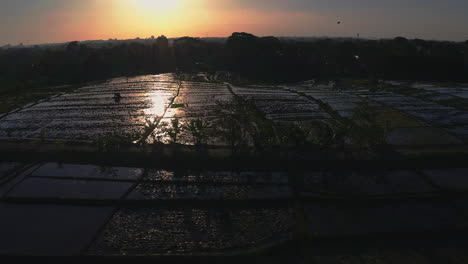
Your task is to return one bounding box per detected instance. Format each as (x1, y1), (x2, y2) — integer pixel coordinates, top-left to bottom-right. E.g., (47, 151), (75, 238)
(2, 34), (466, 48)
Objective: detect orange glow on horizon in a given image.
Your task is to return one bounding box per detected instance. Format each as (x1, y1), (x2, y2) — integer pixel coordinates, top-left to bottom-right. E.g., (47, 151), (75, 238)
(1, 0), (467, 46)
(82, 0), (323, 40)
(11, 0), (325, 44)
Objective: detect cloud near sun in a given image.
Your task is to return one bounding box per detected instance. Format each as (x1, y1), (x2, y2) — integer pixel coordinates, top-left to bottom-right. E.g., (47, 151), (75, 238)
(0, 0), (467, 45)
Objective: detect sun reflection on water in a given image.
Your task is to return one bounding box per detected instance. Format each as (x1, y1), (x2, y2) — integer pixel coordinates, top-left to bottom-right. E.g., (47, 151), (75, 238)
(144, 93), (168, 117)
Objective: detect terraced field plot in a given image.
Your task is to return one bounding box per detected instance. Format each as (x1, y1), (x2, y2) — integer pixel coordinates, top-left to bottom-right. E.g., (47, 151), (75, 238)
(231, 85), (331, 121)
(409, 83), (468, 99)
(91, 206), (294, 255)
(360, 92), (465, 141)
(0, 74), (467, 148)
(149, 81), (235, 145)
(1, 162), (468, 256)
(284, 83), (468, 145)
(1, 76), (468, 258)
(0, 76), (239, 146)
(362, 82), (468, 142)
(284, 85), (365, 118)
(0, 74), (179, 141)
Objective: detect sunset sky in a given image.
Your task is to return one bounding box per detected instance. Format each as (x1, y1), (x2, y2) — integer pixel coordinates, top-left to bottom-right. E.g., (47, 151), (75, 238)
(1, 0), (468, 45)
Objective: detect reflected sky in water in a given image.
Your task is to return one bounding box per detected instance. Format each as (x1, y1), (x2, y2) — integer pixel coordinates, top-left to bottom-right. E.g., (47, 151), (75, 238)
(140, 74), (179, 119)
(144, 92), (168, 118)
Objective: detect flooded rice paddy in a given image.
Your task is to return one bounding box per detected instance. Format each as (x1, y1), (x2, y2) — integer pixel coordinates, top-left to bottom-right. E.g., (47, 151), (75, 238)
(1, 162), (468, 256)
(1, 75), (468, 257)
(0, 74), (467, 147)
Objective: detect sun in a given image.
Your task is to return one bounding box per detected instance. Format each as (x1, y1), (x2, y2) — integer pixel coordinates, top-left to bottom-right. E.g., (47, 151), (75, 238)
(133, 0), (181, 11)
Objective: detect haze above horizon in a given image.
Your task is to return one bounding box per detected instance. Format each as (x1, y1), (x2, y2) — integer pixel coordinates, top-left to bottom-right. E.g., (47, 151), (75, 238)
(1, 0), (468, 46)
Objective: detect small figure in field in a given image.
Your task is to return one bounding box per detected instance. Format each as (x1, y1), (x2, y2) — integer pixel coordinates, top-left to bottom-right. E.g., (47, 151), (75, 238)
(113, 93), (123, 103)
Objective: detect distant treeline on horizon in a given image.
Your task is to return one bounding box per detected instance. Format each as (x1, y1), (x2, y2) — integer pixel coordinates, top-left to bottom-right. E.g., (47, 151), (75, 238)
(1, 32), (467, 91)
(3, 34), (467, 49)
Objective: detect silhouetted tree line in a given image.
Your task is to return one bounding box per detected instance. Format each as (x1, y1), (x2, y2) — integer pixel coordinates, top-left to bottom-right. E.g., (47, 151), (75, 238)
(1, 33), (467, 92)
(223, 33), (467, 82)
